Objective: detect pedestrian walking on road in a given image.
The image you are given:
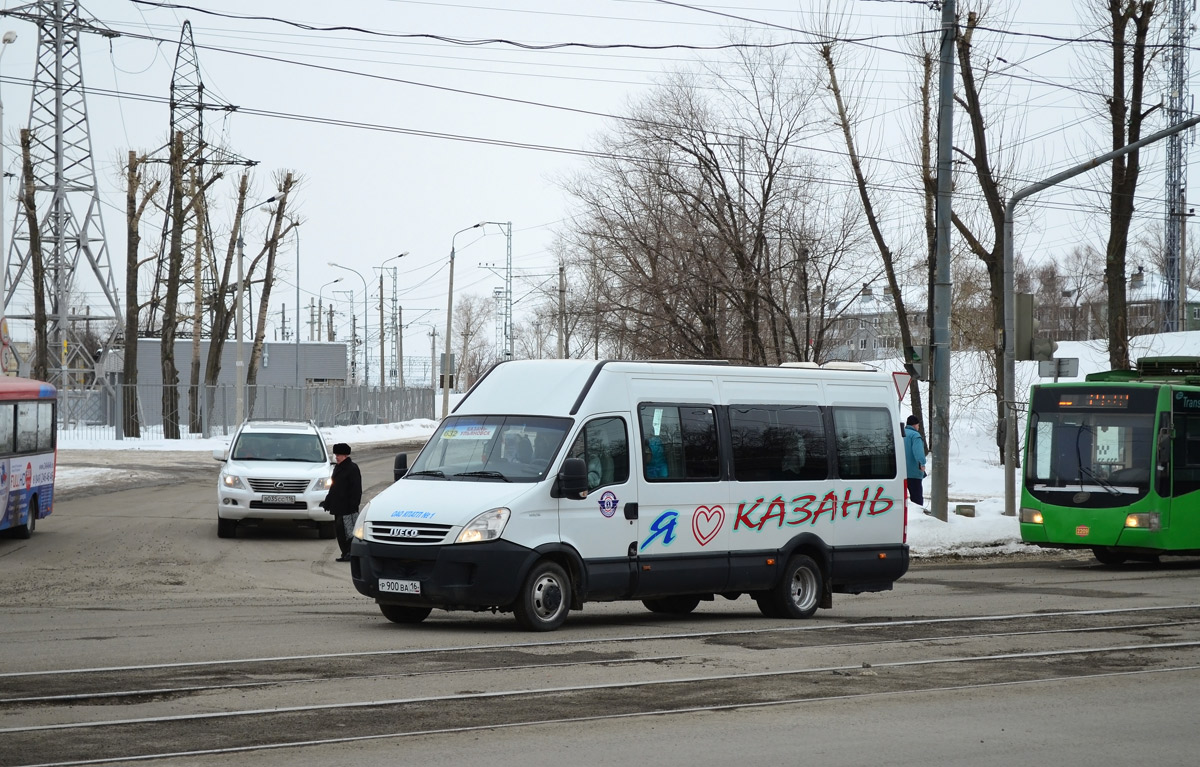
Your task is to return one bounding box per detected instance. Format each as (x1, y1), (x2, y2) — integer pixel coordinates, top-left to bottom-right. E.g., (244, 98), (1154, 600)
(904, 415), (927, 509)
(321, 442), (362, 562)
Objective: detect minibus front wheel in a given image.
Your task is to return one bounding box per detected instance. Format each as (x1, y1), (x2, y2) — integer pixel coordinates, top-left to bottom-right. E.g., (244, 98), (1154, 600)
(513, 560), (571, 631)
(758, 554), (822, 619)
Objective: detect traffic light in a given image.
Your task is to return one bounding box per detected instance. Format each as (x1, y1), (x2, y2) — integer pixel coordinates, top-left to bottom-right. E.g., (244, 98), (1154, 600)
(1015, 293), (1034, 361)
(908, 344), (930, 381)
(1015, 292), (1058, 361)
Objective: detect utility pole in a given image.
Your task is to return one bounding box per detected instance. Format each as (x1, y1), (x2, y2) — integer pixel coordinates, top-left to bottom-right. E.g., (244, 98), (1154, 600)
(558, 262), (566, 358)
(379, 271), (386, 391)
(1163, 0), (1192, 331)
(928, 0), (955, 522)
(1, 1), (122, 391)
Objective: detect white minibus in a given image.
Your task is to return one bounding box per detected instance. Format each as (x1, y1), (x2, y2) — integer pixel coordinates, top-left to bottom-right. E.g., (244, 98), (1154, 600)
(350, 359), (909, 630)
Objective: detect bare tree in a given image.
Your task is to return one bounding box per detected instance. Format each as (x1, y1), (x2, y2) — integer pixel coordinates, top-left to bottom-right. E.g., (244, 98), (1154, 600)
(453, 292), (497, 386)
(122, 150), (162, 437)
(245, 172), (297, 415)
(559, 42), (872, 365)
(19, 130), (48, 381)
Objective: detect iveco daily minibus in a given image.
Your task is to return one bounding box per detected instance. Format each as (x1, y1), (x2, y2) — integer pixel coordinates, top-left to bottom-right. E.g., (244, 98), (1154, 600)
(350, 359), (909, 630)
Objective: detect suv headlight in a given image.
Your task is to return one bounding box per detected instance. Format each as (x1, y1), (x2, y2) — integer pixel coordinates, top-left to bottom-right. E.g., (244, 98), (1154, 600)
(456, 507), (510, 543)
(221, 473), (245, 490)
(316, 476), (333, 491)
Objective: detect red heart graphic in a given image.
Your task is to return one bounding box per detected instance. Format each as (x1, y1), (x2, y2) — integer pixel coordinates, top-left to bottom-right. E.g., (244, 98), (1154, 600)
(692, 505), (724, 546)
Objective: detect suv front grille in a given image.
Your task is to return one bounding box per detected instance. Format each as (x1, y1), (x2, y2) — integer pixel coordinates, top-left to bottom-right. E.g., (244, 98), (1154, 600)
(248, 478), (312, 493)
(367, 521), (453, 544)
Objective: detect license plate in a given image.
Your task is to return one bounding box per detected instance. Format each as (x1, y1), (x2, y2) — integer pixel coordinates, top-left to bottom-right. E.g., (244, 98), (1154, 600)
(378, 579), (421, 595)
(262, 494), (295, 504)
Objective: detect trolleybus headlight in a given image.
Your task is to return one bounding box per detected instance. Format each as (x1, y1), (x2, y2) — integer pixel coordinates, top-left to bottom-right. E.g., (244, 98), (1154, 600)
(456, 507), (510, 543)
(221, 473), (245, 490)
(353, 503), (371, 540)
(1124, 512), (1160, 531)
(1019, 507), (1043, 524)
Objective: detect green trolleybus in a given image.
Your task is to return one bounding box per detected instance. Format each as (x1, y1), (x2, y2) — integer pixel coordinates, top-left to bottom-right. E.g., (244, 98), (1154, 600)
(1020, 356), (1200, 565)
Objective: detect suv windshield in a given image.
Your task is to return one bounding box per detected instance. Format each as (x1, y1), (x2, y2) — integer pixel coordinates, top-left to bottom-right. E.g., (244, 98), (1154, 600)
(232, 432), (327, 462)
(409, 415), (571, 482)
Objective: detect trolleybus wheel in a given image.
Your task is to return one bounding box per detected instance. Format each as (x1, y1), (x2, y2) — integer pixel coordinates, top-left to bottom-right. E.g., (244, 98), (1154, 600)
(513, 560), (570, 631)
(379, 604), (432, 624)
(1092, 547), (1128, 566)
(763, 554), (822, 619)
(642, 595), (701, 615)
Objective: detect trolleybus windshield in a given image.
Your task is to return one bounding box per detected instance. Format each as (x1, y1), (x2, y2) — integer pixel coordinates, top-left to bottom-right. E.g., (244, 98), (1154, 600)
(1025, 387), (1156, 507)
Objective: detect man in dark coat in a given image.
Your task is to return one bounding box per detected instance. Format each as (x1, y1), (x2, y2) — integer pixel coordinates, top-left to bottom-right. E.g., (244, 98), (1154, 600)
(322, 442), (362, 562)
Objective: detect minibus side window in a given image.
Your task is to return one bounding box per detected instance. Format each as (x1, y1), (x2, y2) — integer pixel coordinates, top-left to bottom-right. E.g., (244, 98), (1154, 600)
(832, 407), (896, 479)
(638, 404), (719, 481)
(729, 405), (827, 482)
(567, 418), (630, 491)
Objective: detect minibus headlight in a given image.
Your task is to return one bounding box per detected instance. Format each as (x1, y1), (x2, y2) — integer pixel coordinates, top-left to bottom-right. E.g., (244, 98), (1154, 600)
(456, 507), (510, 543)
(1019, 507), (1043, 524)
(1124, 512), (1160, 531)
(353, 503), (371, 540)
(221, 473), (245, 490)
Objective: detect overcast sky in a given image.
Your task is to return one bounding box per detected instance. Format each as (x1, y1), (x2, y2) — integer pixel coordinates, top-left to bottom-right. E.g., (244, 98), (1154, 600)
(0, 1), (1185, 380)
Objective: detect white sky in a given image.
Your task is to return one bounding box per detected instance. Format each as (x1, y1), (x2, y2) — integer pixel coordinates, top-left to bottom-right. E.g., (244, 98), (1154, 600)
(0, 1), (1192, 378)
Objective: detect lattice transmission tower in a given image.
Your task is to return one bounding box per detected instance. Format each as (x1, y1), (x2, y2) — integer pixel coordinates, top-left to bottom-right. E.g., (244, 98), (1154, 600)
(142, 20), (253, 339)
(1163, 0), (1193, 332)
(0, 0), (120, 386)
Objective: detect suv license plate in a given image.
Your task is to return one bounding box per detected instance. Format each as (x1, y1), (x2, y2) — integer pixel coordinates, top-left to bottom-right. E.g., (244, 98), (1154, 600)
(379, 579), (421, 595)
(262, 494), (295, 504)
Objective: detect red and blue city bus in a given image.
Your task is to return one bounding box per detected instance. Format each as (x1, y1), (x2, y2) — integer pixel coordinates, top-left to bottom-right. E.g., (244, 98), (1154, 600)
(0, 376), (57, 539)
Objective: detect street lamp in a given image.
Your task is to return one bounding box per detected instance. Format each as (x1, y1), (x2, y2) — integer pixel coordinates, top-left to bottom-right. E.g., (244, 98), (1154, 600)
(0, 31), (16, 315)
(235, 195), (279, 424)
(293, 225), (301, 388)
(380, 252), (408, 390)
(318, 277), (341, 342)
(444, 223), (483, 418)
(329, 262), (368, 385)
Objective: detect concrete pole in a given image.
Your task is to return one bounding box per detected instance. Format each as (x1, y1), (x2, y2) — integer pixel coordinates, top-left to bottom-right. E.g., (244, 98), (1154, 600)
(929, 0), (955, 522)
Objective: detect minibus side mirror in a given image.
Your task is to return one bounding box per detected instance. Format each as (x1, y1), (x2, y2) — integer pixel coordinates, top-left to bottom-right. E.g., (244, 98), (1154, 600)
(558, 457), (588, 499)
(394, 453), (409, 482)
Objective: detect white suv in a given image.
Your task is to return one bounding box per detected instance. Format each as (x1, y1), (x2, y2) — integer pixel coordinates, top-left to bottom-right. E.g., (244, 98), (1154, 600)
(214, 420), (335, 539)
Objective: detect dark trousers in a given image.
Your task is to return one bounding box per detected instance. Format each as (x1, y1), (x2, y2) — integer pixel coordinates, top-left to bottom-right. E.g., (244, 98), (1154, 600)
(906, 478), (924, 507)
(335, 511), (358, 556)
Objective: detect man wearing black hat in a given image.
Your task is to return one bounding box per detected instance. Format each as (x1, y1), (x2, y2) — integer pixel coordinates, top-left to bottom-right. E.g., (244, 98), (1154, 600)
(321, 443), (362, 562)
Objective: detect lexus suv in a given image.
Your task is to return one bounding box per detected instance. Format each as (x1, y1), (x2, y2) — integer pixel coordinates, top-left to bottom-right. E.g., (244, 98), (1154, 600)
(214, 419), (334, 539)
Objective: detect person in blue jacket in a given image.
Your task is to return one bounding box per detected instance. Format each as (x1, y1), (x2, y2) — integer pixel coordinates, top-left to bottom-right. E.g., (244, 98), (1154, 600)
(903, 415), (927, 507)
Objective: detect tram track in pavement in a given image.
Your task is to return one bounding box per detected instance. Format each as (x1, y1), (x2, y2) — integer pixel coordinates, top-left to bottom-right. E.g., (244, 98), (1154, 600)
(2, 604), (1198, 706)
(3, 605), (1200, 766)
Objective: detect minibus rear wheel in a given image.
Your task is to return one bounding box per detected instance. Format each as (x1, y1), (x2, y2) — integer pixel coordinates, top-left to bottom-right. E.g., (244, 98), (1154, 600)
(762, 554), (822, 619)
(513, 560), (571, 631)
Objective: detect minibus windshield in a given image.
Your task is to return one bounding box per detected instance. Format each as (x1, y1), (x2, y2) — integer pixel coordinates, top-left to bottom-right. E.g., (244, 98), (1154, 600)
(408, 415), (573, 482)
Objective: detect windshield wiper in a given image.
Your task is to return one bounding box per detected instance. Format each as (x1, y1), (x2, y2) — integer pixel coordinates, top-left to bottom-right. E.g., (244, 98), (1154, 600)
(1079, 465), (1122, 496)
(454, 470), (511, 482)
(408, 470), (446, 478)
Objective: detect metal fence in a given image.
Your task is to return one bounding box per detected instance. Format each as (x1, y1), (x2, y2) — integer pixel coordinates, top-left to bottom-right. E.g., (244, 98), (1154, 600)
(57, 383), (437, 441)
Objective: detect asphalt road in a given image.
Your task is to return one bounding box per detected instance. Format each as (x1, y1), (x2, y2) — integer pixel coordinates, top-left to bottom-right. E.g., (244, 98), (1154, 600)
(2, 444), (1199, 766)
